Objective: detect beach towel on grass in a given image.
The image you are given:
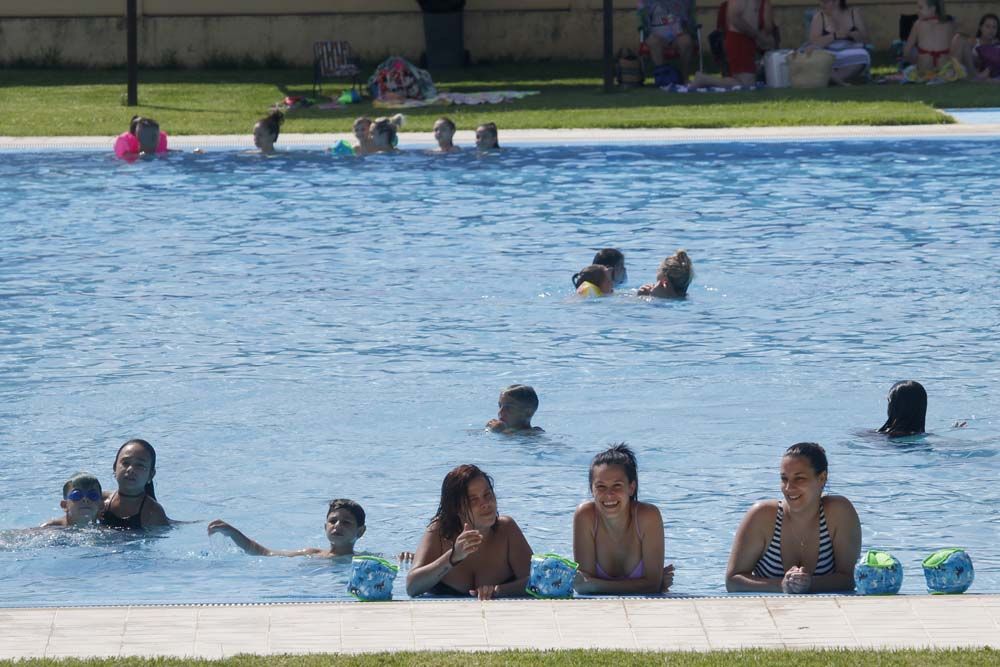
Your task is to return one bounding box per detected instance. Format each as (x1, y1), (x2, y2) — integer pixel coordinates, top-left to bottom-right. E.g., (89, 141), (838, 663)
(373, 90), (540, 108)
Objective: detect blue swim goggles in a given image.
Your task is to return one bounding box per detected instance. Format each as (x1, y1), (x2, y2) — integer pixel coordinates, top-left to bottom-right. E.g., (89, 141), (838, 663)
(66, 489), (102, 502)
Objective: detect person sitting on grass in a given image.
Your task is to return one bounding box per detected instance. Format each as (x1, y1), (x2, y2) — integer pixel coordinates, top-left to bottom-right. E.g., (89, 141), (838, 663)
(900, 0), (966, 82)
(252, 110), (284, 155)
(487, 384), (544, 434)
(475, 122), (500, 151)
(573, 264), (614, 297)
(689, 0), (776, 89)
(593, 248), (628, 287)
(208, 498), (367, 558)
(406, 464), (532, 599)
(952, 13), (1000, 81)
(804, 0), (871, 85)
(637, 250), (694, 298)
(41, 473), (104, 528)
(433, 117), (460, 152)
(370, 114), (405, 153)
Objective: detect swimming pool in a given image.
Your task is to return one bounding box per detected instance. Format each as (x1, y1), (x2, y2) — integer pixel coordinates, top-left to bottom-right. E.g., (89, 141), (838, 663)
(0, 140), (997, 606)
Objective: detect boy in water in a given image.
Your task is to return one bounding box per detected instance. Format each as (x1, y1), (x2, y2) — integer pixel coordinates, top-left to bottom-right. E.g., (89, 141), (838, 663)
(209, 498), (366, 558)
(42, 473), (103, 528)
(487, 384), (544, 433)
(593, 248), (627, 287)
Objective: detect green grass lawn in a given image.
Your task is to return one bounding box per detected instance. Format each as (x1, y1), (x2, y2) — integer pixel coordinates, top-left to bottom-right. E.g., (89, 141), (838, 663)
(1, 61), (998, 136)
(1, 649), (998, 666)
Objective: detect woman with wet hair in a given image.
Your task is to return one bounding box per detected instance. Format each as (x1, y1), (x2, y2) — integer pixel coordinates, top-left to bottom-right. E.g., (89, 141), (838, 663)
(252, 110), (284, 154)
(726, 443), (861, 593)
(638, 250), (693, 298)
(406, 464), (532, 599)
(877, 380), (927, 436)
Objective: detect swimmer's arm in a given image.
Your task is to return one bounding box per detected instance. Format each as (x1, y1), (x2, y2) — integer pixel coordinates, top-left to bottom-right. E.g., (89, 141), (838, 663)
(40, 517), (68, 528)
(725, 501), (784, 592)
(208, 519), (281, 556)
(902, 24), (920, 63)
(495, 517), (532, 598)
(807, 496), (861, 593)
(406, 529), (452, 597)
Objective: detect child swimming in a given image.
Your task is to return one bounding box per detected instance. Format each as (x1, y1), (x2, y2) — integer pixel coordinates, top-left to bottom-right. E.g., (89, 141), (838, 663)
(114, 115), (168, 159)
(593, 248), (627, 287)
(352, 116), (374, 155)
(486, 384), (544, 433)
(475, 122), (499, 151)
(370, 114), (405, 153)
(208, 498), (367, 557)
(572, 264), (614, 297)
(573, 444), (674, 594)
(252, 110), (284, 154)
(433, 117), (460, 152)
(41, 473), (103, 528)
(637, 250), (693, 298)
(102, 438), (169, 530)
(877, 380), (927, 436)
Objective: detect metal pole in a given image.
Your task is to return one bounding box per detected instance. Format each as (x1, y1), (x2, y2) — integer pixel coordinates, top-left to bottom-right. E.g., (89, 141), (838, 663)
(127, 0), (138, 106)
(602, 0), (614, 92)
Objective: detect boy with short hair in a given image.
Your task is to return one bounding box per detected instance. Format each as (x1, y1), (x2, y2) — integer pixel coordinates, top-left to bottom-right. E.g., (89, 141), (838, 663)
(593, 248), (627, 287)
(42, 473), (103, 527)
(487, 384), (544, 433)
(208, 498), (367, 558)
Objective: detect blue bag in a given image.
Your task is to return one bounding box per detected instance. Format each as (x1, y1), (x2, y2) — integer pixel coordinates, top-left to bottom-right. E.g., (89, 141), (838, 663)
(526, 552), (578, 599)
(347, 555), (399, 601)
(923, 548), (974, 594)
(653, 64), (682, 88)
(854, 550), (903, 595)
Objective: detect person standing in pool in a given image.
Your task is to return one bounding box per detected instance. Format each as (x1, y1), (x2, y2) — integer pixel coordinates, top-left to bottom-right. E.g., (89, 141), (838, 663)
(637, 250), (693, 298)
(876, 380), (927, 437)
(592, 248), (628, 287)
(726, 442), (861, 593)
(101, 439), (169, 530)
(475, 123), (500, 151)
(487, 384), (544, 434)
(433, 117), (460, 153)
(406, 464), (532, 599)
(573, 444), (674, 594)
(252, 110), (284, 155)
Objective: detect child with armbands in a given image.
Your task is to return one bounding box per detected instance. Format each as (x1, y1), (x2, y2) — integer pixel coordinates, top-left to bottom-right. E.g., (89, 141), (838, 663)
(209, 498), (377, 558)
(573, 264), (614, 297)
(370, 114), (405, 153)
(487, 384), (544, 434)
(433, 117), (460, 152)
(114, 115), (168, 159)
(252, 110), (284, 155)
(475, 122), (499, 151)
(41, 473), (104, 528)
(637, 250), (693, 298)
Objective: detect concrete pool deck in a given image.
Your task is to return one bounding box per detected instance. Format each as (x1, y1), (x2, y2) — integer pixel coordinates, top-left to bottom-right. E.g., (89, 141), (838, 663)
(1, 122), (999, 151)
(1, 595), (998, 659)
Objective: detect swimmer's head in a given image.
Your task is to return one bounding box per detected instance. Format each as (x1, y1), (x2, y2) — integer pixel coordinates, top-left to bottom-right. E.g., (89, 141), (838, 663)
(781, 442), (828, 505)
(371, 114), (405, 150)
(353, 116), (373, 143)
(61, 472), (103, 526)
(475, 122), (499, 150)
(253, 110), (284, 153)
(878, 380), (927, 437)
(593, 248), (627, 286)
(977, 13), (999, 39)
(325, 498), (366, 553)
(433, 117), (456, 147)
(589, 443), (639, 504)
(497, 384), (539, 429)
(572, 264), (614, 295)
(432, 464), (497, 539)
(130, 116), (161, 154)
(113, 438), (157, 499)
(656, 250), (693, 297)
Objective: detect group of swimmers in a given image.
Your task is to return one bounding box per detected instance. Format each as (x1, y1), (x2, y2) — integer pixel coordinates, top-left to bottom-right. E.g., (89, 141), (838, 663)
(41, 379), (932, 599)
(571, 248), (694, 299)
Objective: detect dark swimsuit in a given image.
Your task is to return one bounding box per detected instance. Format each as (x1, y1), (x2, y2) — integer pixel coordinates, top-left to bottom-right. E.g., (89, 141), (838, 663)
(820, 9), (859, 38)
(100, 492), (147, 530)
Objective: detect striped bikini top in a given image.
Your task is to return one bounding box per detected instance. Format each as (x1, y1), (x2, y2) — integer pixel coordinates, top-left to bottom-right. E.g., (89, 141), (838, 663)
(753, 500), (834, 579)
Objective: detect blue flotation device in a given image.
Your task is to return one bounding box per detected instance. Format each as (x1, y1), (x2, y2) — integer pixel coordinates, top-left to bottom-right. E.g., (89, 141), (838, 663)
(526, 553), (578, 599)
(347, 555), (399, 601)
(923, 548), (974, 594)
(854, 550), (903, 595)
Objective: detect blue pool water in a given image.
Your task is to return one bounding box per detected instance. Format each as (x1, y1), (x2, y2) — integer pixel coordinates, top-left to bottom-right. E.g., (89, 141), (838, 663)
(0, 140), (998, 606)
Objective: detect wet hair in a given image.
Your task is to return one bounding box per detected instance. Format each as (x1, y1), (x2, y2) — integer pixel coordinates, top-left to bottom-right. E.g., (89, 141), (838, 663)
(877, 380), (927, 436)
(593, 248), (624, 270)
(572, 264), (611, 289)
(500, 384), (539, 414)
(783, 442), (828, 476)
(476, 122), (499, 149)
(62, 472), (102, 499)
(589, 443), (639, 501)
(656, 250), (694, 296)
(371, 114), (405, 148)
(435, 117), (456, 133)
(129, 116), (161, 152)
(113, 438), (157, 499)
(255, 110), (284, 141)
(353, 116), (372, 133)
(977, 13), (1000, 38)
(328, 498), (366, 527)
(431, 464), (496, 542)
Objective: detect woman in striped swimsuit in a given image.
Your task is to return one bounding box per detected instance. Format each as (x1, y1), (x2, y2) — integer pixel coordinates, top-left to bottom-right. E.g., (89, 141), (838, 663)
(725, 442), (861, 593)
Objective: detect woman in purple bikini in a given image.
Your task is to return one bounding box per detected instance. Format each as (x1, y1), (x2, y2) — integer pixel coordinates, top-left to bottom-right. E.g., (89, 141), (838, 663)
(572, 443), (675, 594)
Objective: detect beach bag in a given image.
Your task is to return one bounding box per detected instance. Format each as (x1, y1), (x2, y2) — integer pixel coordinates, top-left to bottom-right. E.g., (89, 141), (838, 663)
(616, 49), (644, 87)
(788, 49), (834, 88)
(653, 63), (682, 87)
(526, 553), (578, 599)
(923, 548), (974, 594)
(347, 555), (399, 601)
(854, 550), (903, 595)
(367, 56), (437, 101)
(763, 49), (793, 88)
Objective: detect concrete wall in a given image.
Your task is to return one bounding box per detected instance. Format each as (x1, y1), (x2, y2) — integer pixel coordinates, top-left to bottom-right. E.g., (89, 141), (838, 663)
(0, 0), (995, 67)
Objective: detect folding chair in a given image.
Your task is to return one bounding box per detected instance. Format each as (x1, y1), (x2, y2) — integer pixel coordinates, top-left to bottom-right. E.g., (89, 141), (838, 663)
(638, 0), (704, 76)
(312, 41), (361, 97)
